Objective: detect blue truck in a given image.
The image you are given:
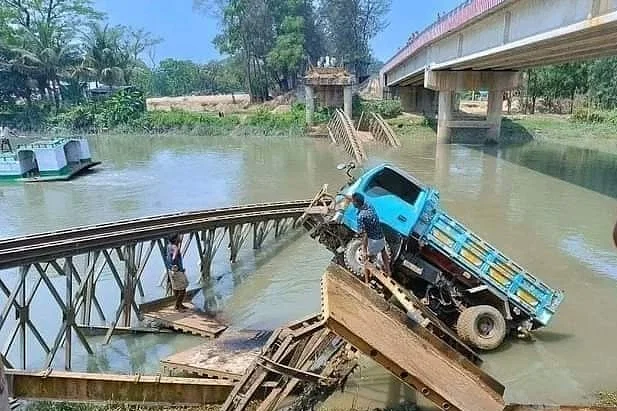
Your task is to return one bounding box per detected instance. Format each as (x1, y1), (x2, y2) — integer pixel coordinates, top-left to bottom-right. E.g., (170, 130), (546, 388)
(303, 163), (564, 351)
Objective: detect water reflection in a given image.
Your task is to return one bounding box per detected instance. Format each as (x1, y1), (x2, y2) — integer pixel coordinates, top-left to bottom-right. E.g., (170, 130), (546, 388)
(483, 142), (617, 199)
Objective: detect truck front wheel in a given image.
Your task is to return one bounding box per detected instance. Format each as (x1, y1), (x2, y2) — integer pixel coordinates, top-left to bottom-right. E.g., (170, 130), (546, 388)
(343, 238), (390, 278)
(456, 305), (507, 351)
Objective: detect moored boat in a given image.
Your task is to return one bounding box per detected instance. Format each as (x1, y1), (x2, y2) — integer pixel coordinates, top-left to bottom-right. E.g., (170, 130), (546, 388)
(0, 137), (101, 182)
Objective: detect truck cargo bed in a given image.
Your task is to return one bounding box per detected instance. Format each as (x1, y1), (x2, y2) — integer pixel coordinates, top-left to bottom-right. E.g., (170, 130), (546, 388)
(421, 211), (564, 326)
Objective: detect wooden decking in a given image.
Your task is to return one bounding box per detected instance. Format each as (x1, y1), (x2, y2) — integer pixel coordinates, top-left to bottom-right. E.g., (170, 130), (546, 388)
(141, 302), (227, 338)
(161, 329), (271, 380)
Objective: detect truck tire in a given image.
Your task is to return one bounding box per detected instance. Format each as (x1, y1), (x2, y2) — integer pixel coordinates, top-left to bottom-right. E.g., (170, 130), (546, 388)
(343, 238), (390, 278)
(343, 239), (364, 277)
(456, 305), (506, 351)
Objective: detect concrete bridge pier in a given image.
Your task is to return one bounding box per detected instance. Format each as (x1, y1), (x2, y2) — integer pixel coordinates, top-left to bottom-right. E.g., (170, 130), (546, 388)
(400, 86), (438, 116)
(425, 69), (521, 144)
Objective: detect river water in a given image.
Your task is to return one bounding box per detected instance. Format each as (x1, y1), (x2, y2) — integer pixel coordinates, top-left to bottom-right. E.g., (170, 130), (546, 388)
(1, 132), (617, 409)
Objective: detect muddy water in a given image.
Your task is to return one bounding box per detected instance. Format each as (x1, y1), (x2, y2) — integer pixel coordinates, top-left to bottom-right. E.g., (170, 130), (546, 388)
(1, 134), (617, 408)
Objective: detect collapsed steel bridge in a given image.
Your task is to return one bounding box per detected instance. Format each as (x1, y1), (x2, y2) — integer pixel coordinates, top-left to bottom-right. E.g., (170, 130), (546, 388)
(0, 200), (310, 370)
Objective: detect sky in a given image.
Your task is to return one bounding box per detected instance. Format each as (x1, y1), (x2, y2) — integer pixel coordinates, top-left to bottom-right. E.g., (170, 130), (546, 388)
(93, 0), (463, 64)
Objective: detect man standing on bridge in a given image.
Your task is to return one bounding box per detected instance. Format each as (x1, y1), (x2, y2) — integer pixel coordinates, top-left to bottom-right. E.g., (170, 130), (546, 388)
(166, 234), (189, 311)
(351, 193), (391, 282)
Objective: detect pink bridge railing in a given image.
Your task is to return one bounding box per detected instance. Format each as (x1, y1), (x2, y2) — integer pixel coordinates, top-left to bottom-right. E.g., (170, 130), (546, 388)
(382, 0), (508, 76)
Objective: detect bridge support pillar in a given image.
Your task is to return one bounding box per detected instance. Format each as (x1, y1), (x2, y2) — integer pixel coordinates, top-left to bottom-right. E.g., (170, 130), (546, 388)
(487, 90), (503, 142)
(305, 85), (315, 126)
(425, 69), (520, 144)
(399, 86), (437, 117)
(437, 91), (454, 144)
(400, 86), (417, 112)
(343, 86), (353, 120)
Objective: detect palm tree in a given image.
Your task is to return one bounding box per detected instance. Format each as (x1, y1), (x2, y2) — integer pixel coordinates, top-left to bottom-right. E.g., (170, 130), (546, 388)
(9, 23), (79, 111)
(83, 24), (127, 88)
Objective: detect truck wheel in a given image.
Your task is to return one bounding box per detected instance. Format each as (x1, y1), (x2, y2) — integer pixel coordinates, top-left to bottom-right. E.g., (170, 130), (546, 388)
(343, 238), (391, 278)
(457, 305), (507, 351)
(343, 239), (364, 277)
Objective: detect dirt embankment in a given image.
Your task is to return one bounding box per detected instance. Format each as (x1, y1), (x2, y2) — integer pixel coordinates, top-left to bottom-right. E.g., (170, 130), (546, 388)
(146, 94), (252, 113)
(146, 92), (298, 114)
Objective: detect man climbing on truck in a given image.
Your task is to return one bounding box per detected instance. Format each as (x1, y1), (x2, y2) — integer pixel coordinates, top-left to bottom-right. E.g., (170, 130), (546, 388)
(351, 192), (391, 282)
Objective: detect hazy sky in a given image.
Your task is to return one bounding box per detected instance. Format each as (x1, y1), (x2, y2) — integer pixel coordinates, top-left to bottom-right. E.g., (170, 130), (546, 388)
(93, 0), (463, 64)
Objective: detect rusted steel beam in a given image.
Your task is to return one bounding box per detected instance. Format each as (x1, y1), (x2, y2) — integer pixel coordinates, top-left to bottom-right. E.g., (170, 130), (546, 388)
(0, 209), (306, 269)
(5, 370), (271, 405)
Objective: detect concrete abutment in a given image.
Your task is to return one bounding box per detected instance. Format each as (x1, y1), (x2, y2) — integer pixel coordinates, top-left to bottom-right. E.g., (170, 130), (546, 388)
(425, 69), (521, 144)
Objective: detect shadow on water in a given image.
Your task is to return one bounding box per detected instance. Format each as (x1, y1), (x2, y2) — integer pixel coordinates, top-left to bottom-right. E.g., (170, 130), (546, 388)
(460, 119), (617, 199)
(500, 118), (535, 144)
(480, 142), (617, 199)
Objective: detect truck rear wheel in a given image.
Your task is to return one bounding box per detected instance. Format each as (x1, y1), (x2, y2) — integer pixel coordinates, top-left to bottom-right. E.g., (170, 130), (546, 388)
(457, 305), (506, 351)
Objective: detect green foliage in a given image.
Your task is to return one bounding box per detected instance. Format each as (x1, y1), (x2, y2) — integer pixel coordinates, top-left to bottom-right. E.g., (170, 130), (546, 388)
(245, 104), (305, 131)
(318, 0), (391, 78)
(144, 110), (240, 133)
(361, 100), (401, 118)
(49, 88), (146, 131)
(353, 96), (401, 118)
(571, 107), (617, 126)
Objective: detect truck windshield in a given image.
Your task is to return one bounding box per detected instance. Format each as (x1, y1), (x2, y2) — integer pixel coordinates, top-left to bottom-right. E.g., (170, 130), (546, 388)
(366, 168), (422, 206)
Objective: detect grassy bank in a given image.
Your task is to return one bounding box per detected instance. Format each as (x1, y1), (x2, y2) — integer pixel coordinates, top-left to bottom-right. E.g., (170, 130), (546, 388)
(386, 113), (617, 155)
(49, 106), (315, 137)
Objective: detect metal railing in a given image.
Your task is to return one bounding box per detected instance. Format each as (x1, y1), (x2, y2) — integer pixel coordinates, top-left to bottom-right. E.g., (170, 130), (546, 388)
(382, 0), (508, 75)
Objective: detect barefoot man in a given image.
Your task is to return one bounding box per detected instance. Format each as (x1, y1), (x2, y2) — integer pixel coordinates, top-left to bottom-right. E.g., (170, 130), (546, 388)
(350, 193), (391, 282)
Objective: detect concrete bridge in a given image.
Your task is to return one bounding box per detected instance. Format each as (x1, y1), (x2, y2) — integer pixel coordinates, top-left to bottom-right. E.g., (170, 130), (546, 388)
(381, 0), (617, 143)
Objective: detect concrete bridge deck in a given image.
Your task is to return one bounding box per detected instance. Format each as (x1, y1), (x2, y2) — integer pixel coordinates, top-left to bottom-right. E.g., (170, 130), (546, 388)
(380, 0), (617, 143)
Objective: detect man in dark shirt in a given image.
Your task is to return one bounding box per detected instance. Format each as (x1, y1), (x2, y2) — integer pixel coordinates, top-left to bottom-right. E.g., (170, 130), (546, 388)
(166, 234), (189, 311)
(351, 192), (391, 282)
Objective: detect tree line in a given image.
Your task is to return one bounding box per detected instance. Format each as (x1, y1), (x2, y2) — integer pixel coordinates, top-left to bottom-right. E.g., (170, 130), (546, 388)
(523, 59), (617, 114)
(0, 0), (392, 122)
(194, 0), (390, 102)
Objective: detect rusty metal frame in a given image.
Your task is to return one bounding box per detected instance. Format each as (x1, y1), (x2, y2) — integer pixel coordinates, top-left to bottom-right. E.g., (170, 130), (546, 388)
(0, 202), (307, 371)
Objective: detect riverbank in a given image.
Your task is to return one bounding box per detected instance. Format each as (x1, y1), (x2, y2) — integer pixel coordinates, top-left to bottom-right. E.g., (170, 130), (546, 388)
(386, 113), (617, 155)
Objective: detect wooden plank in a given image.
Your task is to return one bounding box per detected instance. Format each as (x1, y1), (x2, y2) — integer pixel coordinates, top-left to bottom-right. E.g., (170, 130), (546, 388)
(139, 288), (201, 313)
(76, 325), (172, 337)
(161, 329), (270, 380)
(219, 328), (283, 411)
(142, 302), (227, 338)
(256, 356), (332, 384)
(367, 264), (484, 368)
(321, 264), (505, 411)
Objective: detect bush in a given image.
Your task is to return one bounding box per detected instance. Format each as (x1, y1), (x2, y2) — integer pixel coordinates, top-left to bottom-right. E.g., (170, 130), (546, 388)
(49, 89), (147, 131)
(244, 104), (306, 133)
(144, 110), (240, 133)
(571, 108), (606, 123)
(353, 97), (402, 119)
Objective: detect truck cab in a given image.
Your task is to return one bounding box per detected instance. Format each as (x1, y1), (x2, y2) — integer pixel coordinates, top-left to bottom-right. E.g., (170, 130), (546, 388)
(339, 164), (431, 238)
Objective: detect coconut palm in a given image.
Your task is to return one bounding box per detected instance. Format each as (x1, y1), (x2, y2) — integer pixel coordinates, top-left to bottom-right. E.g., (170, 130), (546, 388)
(8, 23), (80, 111)
(82, 23), (127, 88)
